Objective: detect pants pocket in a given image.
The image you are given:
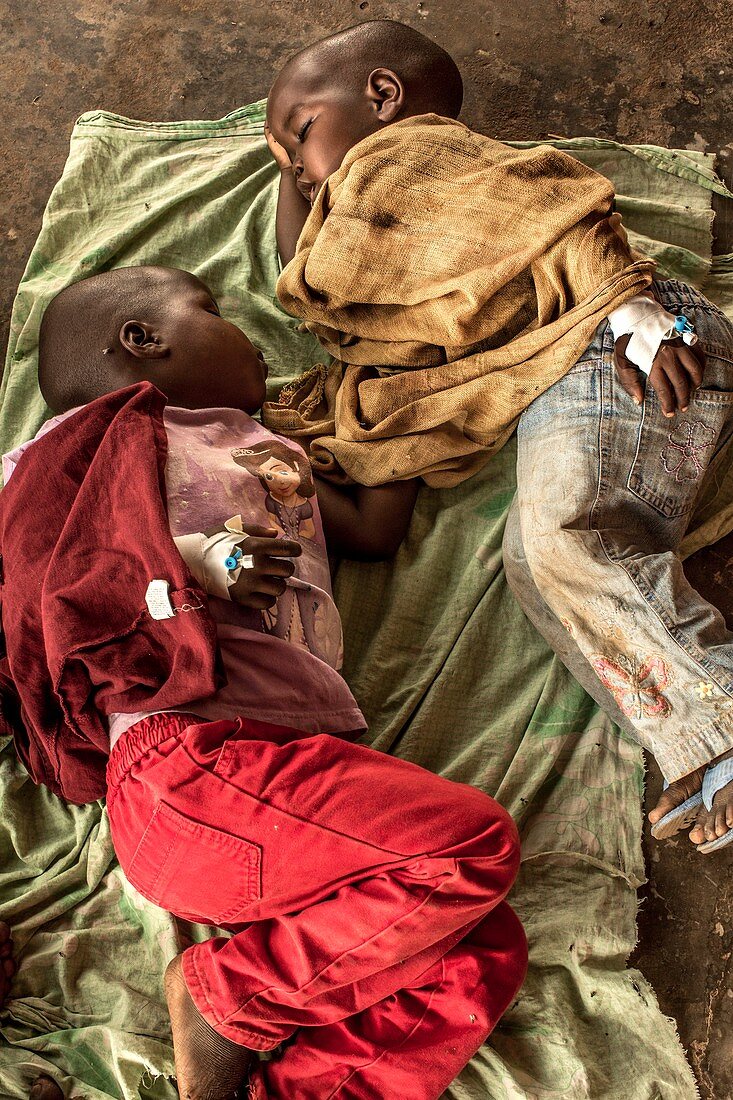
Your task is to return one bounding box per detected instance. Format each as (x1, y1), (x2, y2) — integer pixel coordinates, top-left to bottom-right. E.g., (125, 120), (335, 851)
(627, 354), (733, 519)
(127, 800), (262, 924)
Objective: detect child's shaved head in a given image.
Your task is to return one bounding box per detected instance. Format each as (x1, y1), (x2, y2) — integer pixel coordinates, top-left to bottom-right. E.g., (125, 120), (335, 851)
(267, 21), (463, 205)
(39, 266), (189, 412)
(274, 20), (463, 119)
(38, 265), (268, 415)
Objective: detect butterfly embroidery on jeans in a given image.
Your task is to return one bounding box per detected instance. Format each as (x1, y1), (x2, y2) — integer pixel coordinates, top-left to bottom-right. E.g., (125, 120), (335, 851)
(590, 653), (673, 720)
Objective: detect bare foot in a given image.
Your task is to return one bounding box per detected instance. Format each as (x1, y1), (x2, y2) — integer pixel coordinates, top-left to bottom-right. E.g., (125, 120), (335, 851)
(164, 954), (254, 1100)
(689, 748), (733, 847)
(647, 762), (705, 830)
(0, 921), (16, 1007)
(29, 1076), (64, 1100)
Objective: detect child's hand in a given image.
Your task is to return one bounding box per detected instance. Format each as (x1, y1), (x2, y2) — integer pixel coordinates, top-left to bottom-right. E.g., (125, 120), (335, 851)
(614, 334), (706, 416)
(264, 123), (293, 173)
(228, 523), (302, 610)
(265, 122), (312, 266)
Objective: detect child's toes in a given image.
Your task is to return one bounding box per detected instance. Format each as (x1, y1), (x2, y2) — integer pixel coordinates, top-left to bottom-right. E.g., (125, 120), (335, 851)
(689, 813), (707, 845)
(714, 806), (729, 837)
(689, 789), (733, 849)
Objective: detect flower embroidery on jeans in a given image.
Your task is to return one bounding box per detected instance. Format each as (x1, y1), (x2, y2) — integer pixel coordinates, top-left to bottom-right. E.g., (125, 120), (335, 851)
(660, 419), (716, 483)
(687, 679), (733, 712)
(590, 653), (673, 720)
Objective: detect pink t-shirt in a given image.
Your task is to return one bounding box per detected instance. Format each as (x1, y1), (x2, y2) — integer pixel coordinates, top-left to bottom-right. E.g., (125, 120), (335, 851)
(4, 406), (366, 741)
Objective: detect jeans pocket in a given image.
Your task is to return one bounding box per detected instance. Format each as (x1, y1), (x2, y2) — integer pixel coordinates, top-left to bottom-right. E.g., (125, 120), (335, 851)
(627, 356), (733, 519)
(127, 800), (262, 924)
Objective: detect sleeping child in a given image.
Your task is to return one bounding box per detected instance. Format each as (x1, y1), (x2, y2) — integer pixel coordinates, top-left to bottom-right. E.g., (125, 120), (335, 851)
(0, 265), (526, 1100)
(264, 18), (733, 856)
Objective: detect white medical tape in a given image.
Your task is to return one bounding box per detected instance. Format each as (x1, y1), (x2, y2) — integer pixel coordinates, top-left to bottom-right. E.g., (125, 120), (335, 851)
(174, 517), (255, 601)
(201, 530), (252, 599)
(608, 294), (698, 376)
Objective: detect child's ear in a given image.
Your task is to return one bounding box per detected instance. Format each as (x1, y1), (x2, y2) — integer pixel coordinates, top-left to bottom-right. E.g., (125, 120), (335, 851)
(119, 320), (170, 359)
(366, 68), (405, 123)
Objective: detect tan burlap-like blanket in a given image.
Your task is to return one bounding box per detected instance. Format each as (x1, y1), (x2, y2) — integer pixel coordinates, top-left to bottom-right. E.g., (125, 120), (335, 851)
(264, 115), (655, 486)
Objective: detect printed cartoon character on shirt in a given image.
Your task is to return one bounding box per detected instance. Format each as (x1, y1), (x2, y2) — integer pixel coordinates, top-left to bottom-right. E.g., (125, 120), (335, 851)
(232, 440), (342, 667)
(234, 439), (317, 543)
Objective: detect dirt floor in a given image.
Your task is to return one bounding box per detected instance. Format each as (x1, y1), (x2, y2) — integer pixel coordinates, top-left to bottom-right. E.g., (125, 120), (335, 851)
(1, 0), (733, 1096)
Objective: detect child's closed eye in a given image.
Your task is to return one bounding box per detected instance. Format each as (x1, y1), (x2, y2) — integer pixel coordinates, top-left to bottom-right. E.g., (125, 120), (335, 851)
(297, 119), (313, 143)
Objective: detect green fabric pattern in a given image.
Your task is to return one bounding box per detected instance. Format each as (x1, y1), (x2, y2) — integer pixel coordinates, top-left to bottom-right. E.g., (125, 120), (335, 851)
(3, 102), (732, 1098)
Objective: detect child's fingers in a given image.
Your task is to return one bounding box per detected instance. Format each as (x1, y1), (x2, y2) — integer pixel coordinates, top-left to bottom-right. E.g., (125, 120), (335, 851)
(657, 353), (691, 411)
(648, 364), (676, 417)
(263, 123), (292, 169)
(230, 571), (278, 607)
(681, 342), (706, 386)
(664, 335), (706, 376)
(652, 341), (707, 413)
(258, 557), (296, 578)
(255, 576), (289, 598)
(243, 591), (282, 610)
(615, 334), (707, 416)
(228, 543), (299, 607)
(247, 536), (302, 558)
(240, 523), (278, 539)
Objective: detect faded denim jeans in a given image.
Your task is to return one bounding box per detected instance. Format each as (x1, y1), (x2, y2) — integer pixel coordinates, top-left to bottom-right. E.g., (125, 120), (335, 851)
(504, 280), (733, 782)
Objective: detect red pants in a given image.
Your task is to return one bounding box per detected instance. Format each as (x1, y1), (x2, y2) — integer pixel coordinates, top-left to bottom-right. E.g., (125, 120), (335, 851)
(106, 714), (527, 1099)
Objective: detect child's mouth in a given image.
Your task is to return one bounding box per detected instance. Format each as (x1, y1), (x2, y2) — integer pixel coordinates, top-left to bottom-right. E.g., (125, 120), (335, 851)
(298, 179), (320, 205)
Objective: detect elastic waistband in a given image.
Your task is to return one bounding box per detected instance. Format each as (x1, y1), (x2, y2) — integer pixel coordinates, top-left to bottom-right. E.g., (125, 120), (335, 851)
(106, 711), (311, 794)
(106, 712), (201, 791)
(656, 278), (717, 312)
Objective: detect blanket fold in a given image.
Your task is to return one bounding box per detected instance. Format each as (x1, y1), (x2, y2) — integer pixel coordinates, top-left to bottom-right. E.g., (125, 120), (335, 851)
(266, 115), (655, 486)
(0, 383), (219, 803)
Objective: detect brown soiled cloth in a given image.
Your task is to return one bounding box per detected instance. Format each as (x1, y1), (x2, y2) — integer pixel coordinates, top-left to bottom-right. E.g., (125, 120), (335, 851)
(263, 115), (656, 487)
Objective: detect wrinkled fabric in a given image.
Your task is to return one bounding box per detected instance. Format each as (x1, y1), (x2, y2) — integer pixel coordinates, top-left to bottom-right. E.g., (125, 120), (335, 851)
(0, 382), (219, 804)
(112, 405), (361, 739)
(2, 105), (729, 1098)
(0, 393), (365, 802)
(266, 115), (655, 485)
(107, 711), (526, 1098)
(504, 280), (733, 782)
